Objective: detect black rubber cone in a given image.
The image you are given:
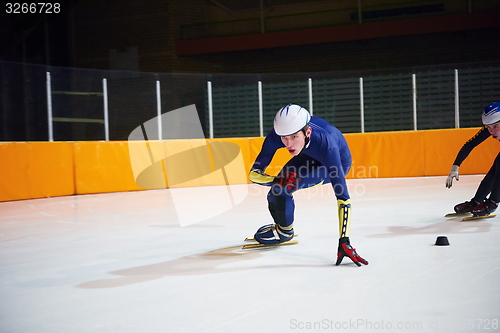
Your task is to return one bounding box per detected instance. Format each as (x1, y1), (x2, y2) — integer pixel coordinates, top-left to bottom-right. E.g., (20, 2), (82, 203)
(435, 236), (450, 246)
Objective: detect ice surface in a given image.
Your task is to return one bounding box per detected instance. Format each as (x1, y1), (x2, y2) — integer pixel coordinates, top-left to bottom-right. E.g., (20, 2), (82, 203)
(1, 175), (499, 333)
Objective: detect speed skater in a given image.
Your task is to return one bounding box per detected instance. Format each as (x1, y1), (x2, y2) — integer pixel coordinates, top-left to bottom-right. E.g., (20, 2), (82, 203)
(248, 104), (368, 267)
(446, 102), (500, 216)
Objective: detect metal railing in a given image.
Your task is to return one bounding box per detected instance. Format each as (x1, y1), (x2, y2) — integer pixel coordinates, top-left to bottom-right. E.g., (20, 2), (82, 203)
(46, 72), (109, 141)
(1, 60), (499, 142)
(206, 69), (464, 138)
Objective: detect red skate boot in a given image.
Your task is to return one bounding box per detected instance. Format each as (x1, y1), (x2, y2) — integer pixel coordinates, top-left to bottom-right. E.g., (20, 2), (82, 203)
(472, 199), (498, 217)
(454, 199), (479, 214)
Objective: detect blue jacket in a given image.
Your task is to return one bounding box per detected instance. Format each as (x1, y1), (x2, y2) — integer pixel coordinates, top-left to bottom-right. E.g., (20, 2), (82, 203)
(251, 116), (352, 201)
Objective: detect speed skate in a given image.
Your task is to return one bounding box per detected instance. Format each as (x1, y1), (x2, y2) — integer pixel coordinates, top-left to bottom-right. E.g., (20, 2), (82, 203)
(445, 212), (496, 221)
(461, 214), (496, 221)
(242, 235), (298, 249)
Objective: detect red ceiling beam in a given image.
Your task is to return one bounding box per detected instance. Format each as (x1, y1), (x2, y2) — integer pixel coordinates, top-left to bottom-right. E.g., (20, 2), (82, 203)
(175, 11), (500, 56)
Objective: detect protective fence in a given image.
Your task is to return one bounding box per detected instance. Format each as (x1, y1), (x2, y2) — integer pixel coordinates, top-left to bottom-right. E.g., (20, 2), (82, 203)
(1, 60), (500, 141)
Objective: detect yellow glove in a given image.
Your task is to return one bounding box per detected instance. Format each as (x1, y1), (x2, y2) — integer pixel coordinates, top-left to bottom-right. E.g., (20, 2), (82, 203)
(249, 169), (275, 186)
(337, 199), (351, 238)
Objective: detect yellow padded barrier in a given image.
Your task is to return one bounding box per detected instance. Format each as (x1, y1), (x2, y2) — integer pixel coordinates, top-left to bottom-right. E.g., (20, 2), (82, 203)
(247, 128), (499, 179)
(248, 131), (426, 179)
(1, 128), (498, 202)
(74, 141), (143, 195)
(423, 128), (500, 176)
(208, 138), (252, 185)
(0, 142), (74, 201)
(344, 131), (425, 178)
(128, 138), (251, 189)
(128, 140), (168, 190)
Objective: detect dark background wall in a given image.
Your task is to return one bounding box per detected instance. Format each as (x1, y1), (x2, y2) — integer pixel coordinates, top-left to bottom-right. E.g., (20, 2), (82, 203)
(1, 0), (500, 141)
(2, 0), (500, 73)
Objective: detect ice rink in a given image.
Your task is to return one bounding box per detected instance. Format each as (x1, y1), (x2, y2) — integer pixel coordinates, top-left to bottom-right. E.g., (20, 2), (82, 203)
(1, 175), (499, 333)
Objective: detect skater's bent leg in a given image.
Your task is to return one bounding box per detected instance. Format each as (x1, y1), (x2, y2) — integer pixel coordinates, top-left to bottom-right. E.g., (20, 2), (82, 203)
(267, 154), (328, 227)
(279, 154), (330, 191)
(473, 152), (500, 202)
(488, 153), (500, 203)
(267, 189), (295, 231)
(256, 155), (330, 244)
(253, 189), (295, 244)
(473, 172), (494, 202)
(467, 153), (500, 216)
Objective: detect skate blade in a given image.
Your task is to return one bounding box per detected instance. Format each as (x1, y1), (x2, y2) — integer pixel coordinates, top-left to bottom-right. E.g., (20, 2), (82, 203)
(462, 214), (496, 222)
(445, 212), (471, 217)
(244, 234), (298, 241)
(242, 240), (298, 249)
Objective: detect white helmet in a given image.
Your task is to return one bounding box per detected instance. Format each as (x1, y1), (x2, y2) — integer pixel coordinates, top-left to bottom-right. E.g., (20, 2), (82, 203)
(274, 104), (311, 136)
(482, 102), (500, 125)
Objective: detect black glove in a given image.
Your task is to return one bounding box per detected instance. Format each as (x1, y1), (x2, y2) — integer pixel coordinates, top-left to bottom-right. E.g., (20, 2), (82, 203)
(335, 237), (368, 267)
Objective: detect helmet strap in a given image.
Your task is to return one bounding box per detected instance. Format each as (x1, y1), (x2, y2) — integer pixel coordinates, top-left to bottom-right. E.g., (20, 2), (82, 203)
(298, 128), (310, 155)
(302, 127), (310, 146)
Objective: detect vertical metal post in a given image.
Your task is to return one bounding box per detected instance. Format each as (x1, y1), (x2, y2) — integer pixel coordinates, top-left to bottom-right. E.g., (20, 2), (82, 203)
(308, 78), (313, 116)
(412, 73), (417, 131)
(46, 72), (53, 142)
(455, 69), (460, 129)
(359, 77), (365, 133)
(258, 81), (263, 137)
(103, 78), (109, 141)
(156, 80), (162, 140)
(207, 81), (214, 139)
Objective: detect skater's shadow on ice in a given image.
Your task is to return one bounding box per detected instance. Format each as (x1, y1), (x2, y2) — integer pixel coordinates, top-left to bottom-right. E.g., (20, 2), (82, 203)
(368, 220), (492, 238)
(77, 245), (327, 289)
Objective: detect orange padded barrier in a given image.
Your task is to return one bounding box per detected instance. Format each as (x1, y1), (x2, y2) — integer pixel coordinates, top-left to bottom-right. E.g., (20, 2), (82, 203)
(344, 131), (425, 179)
(127, 138), (252, 190)
(74, 141), (143, 195)
(423, 128), (500, 176)
(0, 142), (74, 201)
(1, 128), (498, 202)
(249, 131), (426, 179)
(247, 128), (499, 179)
(208, 138), (252, 185)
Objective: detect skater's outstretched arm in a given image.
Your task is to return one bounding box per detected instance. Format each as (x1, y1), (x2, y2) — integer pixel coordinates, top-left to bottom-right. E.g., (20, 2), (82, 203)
(445, 165), (459, 188)
(335, 237), (369, 267)
(446, 126), (490, 188)
(321, 148), (368, 267)
(249, 129), (285, 186)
